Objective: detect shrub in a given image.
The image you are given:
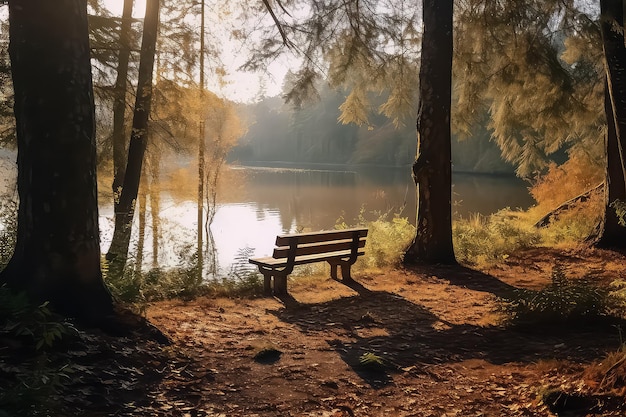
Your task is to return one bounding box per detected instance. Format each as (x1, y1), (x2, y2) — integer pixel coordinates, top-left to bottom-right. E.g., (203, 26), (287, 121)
(336, 206), (415, 270)
(453, 209), (541, 266)
(0, 199), (16, 270)
(611, 199), (626, 226)
(497, 265), (615, 326)
(104, 243), (265, 307)
(0, 285), (76, 414)
(0, 284), (75, 351)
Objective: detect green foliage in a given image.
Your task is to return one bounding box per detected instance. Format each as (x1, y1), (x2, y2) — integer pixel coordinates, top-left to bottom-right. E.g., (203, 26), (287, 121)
(497, 265), (615, 326)
(0, 356), (73, 416)
(0, 284), (75, 351)
(453, 210), (541, 266)
(609, 280), (626, 310)
(610, 199), (626, 227)
(104, 260), (200, 308)
(0, 285), (75, 414)
(336, 205), (585, 269)
(455, 2), (604, 178)
(540, 208), (601, 246)
(0, 199), (16, 270)
(358, 352), (386, 371)
(104, 244), (264, 307)
(205, 273), (264, 298)
(336, 206), (415, 270)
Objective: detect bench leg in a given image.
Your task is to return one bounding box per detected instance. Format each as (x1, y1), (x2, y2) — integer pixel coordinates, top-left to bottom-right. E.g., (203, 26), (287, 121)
(329, 262), (339, 280)
(329, 261), (354, 282)
(340, 262), (354, 282)
(262, 272), (273, 295)
(273, 273), (288, 295)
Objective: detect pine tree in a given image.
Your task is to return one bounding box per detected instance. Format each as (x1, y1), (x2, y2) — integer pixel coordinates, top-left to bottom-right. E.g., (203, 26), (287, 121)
(404, 0), (456, 264)
(1, 0), (112, 319)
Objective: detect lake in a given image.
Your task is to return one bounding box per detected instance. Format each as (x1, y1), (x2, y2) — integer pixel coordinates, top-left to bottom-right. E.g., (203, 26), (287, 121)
(0, 153), (534, 277)
(102, 165), (534, 277)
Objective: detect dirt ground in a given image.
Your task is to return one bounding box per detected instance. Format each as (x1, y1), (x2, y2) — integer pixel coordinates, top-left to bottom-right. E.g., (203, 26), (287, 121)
(142, 247), (626, 417)
(6, 246), (626, 416)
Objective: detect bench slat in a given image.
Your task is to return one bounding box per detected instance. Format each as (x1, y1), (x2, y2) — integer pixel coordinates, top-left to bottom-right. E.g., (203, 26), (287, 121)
(272, 237), (366, 259)
(275, 227), (367, 246)
(249, 248), (366, 269)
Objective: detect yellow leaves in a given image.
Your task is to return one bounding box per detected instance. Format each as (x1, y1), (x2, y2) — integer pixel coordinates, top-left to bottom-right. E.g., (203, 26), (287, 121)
(338, 89), (370, 126)
(379, 83), (418, 129)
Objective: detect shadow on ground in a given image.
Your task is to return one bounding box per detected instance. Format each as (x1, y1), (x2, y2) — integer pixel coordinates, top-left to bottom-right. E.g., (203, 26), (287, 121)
(273, 267), (624, 389)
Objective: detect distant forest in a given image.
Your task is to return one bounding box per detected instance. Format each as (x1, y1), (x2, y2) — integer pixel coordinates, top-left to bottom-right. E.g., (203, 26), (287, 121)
(230, 84), (516, 175)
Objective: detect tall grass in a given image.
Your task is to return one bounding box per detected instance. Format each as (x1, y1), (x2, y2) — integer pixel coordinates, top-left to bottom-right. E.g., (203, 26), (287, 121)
(453, 209), (541, 266)
(103, 244), (264, 309)
(0, 199), (16, 270)
(336, 206), (415, 271)
(335, 199), (604, 270)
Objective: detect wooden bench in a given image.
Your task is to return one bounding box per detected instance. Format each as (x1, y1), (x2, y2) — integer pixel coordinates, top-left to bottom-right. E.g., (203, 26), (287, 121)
(249, 227), (368, 295)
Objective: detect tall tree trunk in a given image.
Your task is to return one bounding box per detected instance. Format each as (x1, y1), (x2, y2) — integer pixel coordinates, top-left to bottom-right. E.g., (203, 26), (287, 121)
(404, 0), (456, 265)
(595, 0), (626, 247)
(106, 0), (160, 266)
(198, 121), (205, 279)
(136, 169), (147, 271)
(1, 0), (112, 319)
(197, 0), (206, 281)
(111, 0), (134, 205)
(150, 152), (160, 269)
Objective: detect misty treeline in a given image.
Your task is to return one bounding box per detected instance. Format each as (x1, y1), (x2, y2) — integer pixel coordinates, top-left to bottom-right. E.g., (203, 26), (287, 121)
(0, 1), (612, 185)
(232, 84), (514, 173)
(237, 1), (605, 183)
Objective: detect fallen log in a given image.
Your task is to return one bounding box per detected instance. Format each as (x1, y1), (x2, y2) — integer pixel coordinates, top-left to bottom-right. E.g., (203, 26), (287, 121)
(534, 182), (604, 228)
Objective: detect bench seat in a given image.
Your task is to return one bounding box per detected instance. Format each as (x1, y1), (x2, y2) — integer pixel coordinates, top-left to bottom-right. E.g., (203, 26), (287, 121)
(249, 227), (368, 295)
(249, 247), (366, 268)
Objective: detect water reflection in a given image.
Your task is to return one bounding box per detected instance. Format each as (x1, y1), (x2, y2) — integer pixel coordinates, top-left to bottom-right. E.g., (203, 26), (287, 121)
(230, 166), (533, 230)
(98, 166), (534, 277)
(0, 156), (534, 277)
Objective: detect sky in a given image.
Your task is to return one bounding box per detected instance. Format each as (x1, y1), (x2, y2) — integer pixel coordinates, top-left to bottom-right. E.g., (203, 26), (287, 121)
(102, 0), (287, 103)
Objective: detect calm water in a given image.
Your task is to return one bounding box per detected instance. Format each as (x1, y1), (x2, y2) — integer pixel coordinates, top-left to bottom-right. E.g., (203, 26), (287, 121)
(102, 165), (534, 276)
(0, 155), (534, 276)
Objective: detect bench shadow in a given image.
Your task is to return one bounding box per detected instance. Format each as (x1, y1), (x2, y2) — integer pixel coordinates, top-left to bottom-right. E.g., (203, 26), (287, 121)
(270, 270), (624, 389)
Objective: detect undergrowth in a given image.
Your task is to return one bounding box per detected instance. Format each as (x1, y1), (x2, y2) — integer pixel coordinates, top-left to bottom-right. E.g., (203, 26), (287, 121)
(104, 245), (264, 310)
(0, 199), (16, 270)
(0, 284), (76, 415)
(584, 343), (626, 395)
(496, 265), (619, 327)
(336, 206), (415, 271)
(453, 209), (541, 266)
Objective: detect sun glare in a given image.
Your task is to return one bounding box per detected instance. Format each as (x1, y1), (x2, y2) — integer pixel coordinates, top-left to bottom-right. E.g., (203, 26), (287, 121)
(97, 0), (289, 103)
(102, 0), (147, 18)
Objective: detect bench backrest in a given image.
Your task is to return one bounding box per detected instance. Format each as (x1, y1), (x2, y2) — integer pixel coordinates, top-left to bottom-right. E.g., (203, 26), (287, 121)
(273, 228), (368, 259)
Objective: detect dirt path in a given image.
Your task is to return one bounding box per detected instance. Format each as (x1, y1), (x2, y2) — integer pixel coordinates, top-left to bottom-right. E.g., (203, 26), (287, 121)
(146, 247), (626, 417)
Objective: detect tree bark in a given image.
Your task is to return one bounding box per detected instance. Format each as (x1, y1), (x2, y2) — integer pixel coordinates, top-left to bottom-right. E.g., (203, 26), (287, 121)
(1, 0), (112, 318)
(594, 0), (626, 248)
(197, 0), (206, 281)
(136, 170), (147, 271)
(106, 0), (160, 266)
(404, 0), (456, 265)
(111, 0), (134, 206)
(150, 153), (160, 269)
